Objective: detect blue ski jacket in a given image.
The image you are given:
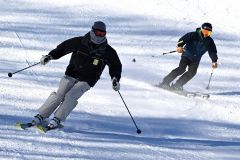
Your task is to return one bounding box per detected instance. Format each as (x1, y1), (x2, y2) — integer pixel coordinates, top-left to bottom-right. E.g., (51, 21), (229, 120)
(177, 28), (218, 63)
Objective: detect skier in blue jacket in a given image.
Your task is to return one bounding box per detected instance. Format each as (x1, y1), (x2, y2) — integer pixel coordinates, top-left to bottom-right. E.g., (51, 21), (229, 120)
(159, 23), (218, 91)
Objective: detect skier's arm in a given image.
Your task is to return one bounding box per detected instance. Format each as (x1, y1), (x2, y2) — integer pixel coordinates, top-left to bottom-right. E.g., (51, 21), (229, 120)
(176, 32), (195, 53)
(208, 39), (218, 63)
(106, 47), (122, 82)
(177, 32), (195, 47)
(207, 39), (218, 69)
(48, 37), (82, 59)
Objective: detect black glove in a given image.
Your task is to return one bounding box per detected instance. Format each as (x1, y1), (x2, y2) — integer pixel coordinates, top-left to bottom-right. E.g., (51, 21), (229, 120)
(40, 55), (52, 65)
(112, 77), (120, 91)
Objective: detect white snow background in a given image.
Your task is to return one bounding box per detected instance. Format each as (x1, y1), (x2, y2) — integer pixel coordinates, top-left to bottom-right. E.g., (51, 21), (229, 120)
(0, 0), (240, 159)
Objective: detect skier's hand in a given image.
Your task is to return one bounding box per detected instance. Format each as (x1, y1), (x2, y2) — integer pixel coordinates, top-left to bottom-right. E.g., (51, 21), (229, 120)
(112, 77), (120, 91)
(176, 47), (184, 53)
(212, 62), (218, 69)
(40, 55), (52, 65)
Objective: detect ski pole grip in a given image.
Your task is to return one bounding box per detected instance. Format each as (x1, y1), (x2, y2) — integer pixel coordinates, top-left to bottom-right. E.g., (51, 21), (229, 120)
(113, 80), (117, 87)
(112, 77), (118, 87)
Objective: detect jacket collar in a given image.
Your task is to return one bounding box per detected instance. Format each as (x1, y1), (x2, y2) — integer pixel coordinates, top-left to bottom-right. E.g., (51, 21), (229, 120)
(81, 32), (107, 50)
(196, 27), (211, 41)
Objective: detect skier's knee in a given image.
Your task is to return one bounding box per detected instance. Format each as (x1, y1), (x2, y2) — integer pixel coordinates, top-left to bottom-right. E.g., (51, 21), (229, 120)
(64, 88), (87, 101)
(173, 67), (185, 75)
(184, 71), (197, 80)
(64, 92), (80, 101)
(50, 92), (64, 102)
(188, 70), (197, 77)
(54, 99), (78, 121)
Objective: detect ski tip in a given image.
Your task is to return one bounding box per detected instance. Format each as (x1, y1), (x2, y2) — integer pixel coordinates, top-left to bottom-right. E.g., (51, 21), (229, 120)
(16, 122), (23, 129)
(16, 122), (33, 130)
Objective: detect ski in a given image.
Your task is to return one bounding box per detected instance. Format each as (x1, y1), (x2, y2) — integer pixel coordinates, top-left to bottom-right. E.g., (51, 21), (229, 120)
(16, 122), (35, 130)
(16, 120), (64, 133)
(36, 124), (64, 133)
(154, 85), (210, 99)
(193, 92), (210, 99)
(16, 119), (49, 130)
(181, 91), (210, 99)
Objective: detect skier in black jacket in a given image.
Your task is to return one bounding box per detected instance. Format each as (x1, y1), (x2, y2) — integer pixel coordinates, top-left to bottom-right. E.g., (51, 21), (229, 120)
(32, 21), (122, 129)
(159, 22), (218, 91)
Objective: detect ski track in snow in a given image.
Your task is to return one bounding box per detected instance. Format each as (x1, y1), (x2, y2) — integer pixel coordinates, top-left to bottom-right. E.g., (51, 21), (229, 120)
(0, 0), (240, 159)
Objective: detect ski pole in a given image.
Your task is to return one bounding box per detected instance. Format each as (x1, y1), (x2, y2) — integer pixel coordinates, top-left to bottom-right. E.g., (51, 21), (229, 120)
(206, 69), (214, 90)
(117, 91), (142, 134)
(8, 62), (41, 77)
(151, 50), (177, 57)
(163, 50), (176, 55)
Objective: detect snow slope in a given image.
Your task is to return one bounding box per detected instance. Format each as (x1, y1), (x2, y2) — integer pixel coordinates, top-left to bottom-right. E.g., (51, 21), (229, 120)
(0, 0), (240, 159)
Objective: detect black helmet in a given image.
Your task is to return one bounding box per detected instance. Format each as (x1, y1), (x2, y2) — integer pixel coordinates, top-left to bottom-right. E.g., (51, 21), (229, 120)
(202, 22), (212, 31)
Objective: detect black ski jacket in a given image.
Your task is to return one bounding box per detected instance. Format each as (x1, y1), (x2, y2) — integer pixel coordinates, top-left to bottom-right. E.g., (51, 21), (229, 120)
(177, 28), (218, 63)
(48, 32), (122, 87)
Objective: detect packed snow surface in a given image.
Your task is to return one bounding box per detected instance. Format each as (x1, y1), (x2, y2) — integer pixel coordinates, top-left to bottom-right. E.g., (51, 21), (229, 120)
(0, 0), (240, 159)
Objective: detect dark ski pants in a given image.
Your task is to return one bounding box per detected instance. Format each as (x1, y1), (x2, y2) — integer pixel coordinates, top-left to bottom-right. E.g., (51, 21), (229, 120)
(162, 57), (199, 86)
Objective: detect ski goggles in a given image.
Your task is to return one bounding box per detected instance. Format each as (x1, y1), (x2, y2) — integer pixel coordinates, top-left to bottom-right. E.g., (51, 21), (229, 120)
(93, 29), (106, 37)
(202, 29), (212, 36)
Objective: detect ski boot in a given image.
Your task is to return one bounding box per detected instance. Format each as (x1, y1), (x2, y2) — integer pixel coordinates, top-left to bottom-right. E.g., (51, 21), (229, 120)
(158, 82), (171, 90)
(47, 117), (61, 130)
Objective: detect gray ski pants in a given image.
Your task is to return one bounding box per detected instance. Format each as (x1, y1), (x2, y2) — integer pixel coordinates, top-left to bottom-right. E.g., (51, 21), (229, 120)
(38, 75), (91, 121)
